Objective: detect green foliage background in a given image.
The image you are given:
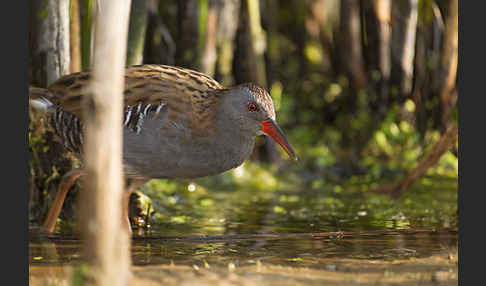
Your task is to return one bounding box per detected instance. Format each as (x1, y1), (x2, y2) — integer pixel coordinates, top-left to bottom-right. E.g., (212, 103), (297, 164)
(29, 0), (458, 232)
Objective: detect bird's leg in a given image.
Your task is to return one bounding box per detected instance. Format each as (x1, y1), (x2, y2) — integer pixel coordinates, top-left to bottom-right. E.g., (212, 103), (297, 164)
(122, 179), (148, 235)
(42, 168), (84, 234)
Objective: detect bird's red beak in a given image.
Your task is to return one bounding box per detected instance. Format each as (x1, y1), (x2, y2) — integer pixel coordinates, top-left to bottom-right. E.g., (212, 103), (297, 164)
(261, 119), (298, 161)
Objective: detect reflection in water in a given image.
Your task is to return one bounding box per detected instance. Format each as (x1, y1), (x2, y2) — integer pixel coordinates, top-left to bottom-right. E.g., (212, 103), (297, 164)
(30, 230), (457, 267)
(29, 176), (457, 285)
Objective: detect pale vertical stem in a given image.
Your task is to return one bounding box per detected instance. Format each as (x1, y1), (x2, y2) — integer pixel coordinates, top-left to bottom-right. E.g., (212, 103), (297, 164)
(198, 0), (209, 68)
(81, 0), (94, 70)
(201, 3), (218, 76)
(89, 1), (97, 67)
(400, 0), (417, 95)
(126, 0), (149, 66)
(364, 0), (391, 111)
(391, 0), (418, 96)
(80, 0), (132, 285)
(247, 0), (267, 87)
(339, 0), (367, 90)
(45, 0), (71, 84)
(439, 0), (458, 127)
(70, 0), (82, 72)
(372, 0), (391, 81)
(216, 0), (240, 86)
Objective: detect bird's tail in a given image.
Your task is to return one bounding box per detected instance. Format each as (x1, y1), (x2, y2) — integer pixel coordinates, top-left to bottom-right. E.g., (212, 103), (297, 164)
(29, 87), (56, 113)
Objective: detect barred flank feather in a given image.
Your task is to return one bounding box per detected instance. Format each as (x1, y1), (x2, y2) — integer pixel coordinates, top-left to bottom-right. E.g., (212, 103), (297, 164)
(51, 107), (84, 154)
(30, 86), (84, 154)
(124, 102), (168, 134)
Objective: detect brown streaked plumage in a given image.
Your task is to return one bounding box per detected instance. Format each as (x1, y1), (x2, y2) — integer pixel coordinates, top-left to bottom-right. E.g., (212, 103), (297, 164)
(47, 64), (227, 137)
(29, 64), (297, 234)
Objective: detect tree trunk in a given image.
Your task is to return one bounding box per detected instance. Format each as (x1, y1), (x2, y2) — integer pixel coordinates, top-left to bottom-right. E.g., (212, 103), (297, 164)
(264, 0), (279, 84)
(305, 0), (339, 75)
(438, 0), (458, 128)
(30, 0), (71, 85)
(363, 0), (392, 114)
(46, 0), (70, 83)
(79, 0), (132, 284)
(247, 0), (268, 88)
(70, 0), (82, 72)
(411, 1), (444, 136)
(235, 0), (267, 87)
(143, 0), (176, 65)
(126, 0), (149, 65)
(176, 0), (201, 69)
(29, 0), (75, 226)
(201, 0), (218, 76)
(390, 0), (418, 97)
(340, 0), (393, 163)
(338, 0), (367, 90)
(215, 0), (240, 86)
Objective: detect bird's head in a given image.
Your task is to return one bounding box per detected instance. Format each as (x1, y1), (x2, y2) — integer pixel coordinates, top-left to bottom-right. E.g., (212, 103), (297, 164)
(219, 83), (297, 161)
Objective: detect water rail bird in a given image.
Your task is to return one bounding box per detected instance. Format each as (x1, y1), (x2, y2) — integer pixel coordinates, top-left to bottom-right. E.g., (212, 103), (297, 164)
(29, 64), (297, 234)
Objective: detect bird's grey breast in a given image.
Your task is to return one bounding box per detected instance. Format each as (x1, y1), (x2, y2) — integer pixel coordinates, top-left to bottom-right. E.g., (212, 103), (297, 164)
(121, 101), (255, 179)
(121, 101), (188, 178)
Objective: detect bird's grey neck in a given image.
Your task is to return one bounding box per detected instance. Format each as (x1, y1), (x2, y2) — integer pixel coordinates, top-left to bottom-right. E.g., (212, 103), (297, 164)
(212, 115), (256, 171)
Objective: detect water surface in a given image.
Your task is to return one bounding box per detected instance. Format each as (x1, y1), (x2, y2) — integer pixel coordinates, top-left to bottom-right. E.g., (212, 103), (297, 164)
(29, 175), (458, 285)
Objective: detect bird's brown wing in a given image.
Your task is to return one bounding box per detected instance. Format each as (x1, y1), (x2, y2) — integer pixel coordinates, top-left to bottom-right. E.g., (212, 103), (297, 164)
(47, 65), (226, 135)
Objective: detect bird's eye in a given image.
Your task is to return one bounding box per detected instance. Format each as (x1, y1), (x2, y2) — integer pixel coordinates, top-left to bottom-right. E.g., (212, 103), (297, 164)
(248, 103), (258, 112)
